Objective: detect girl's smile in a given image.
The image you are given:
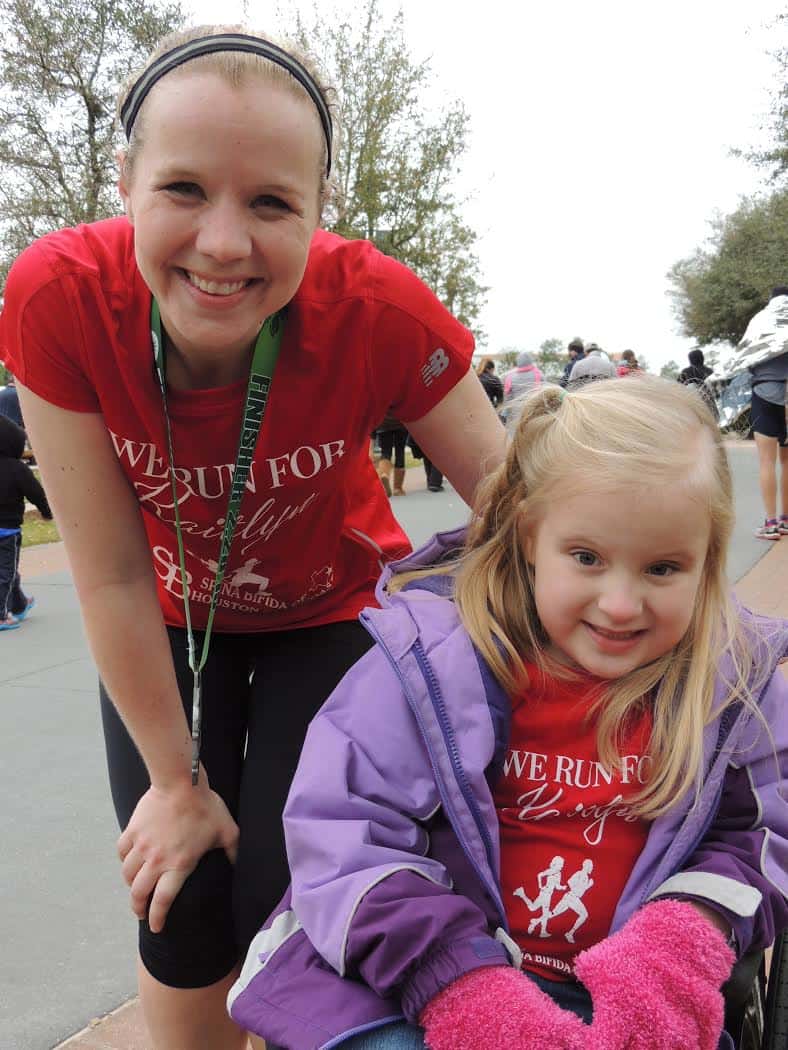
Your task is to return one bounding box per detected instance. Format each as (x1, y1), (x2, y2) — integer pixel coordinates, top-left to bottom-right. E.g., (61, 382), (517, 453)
(524, 480), (712, 679)
(583, 622), (646, 654)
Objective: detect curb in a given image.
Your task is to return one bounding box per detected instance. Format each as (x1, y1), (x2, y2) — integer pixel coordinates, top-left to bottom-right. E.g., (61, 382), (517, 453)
(53, 999), (144, 1050)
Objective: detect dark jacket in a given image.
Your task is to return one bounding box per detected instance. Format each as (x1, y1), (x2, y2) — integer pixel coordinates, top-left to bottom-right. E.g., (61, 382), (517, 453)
(679, 363), (713, 385)
(478, 370), (504, 408)
(0, 415), (52, 529)
(560, 350), (585, 387)
(678, 364), (719, 419)
(375, 415), (408, 436)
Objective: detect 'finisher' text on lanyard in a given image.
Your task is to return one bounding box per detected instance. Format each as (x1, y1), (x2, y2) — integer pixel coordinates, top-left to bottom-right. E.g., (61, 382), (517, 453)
(151, 299), (286, 784)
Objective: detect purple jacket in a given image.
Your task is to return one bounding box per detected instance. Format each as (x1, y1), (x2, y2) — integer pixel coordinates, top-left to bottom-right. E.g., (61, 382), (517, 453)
(229, 527), (788, 1049)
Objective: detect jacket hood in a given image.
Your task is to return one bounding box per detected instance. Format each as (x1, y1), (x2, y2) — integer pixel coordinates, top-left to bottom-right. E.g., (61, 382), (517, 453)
(376, 526), (466, 606)
(0, 414), (25, 458)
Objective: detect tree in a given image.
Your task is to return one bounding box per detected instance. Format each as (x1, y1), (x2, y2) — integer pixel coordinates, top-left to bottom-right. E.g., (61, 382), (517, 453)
(0, 0), (184, 287)
(735, 13), (788, 181)
(287, 0), (487, 334)
(667, 189), (788, 345)
(660, 360), (680, 380)
(535, 337), (565, 383)
(498, 348), (519, 371)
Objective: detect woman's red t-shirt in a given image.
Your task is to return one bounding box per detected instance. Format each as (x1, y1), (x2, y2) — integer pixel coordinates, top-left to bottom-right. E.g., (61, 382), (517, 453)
(0, 219), (473, 631)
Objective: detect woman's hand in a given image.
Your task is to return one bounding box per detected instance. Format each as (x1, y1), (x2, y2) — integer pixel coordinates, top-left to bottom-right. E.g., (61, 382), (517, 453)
(117, 774), (239, 932)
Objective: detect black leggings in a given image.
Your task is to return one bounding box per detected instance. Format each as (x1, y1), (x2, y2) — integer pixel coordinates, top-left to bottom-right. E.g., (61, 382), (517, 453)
(100, 620), (373, 988)
(378, 428), (408, 469)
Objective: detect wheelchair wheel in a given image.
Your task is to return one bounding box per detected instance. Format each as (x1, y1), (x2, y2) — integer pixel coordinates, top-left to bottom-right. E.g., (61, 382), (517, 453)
(763, 931), (788, 1050)
(736, 975), (765, 1050)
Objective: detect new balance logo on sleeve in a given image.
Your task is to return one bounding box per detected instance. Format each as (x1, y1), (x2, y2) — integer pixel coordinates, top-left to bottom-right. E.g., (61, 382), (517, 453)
(421, 348), (450, 387)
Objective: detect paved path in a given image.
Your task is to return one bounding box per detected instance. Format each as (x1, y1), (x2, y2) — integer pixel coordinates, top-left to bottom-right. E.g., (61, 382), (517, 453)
(2, 444), (785, 1049)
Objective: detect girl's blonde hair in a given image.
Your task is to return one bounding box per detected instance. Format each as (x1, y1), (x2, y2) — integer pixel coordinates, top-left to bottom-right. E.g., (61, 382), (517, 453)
(116, 24), (340, 212)
(392, 374), (758, 817)
(476, 356), (497, 376)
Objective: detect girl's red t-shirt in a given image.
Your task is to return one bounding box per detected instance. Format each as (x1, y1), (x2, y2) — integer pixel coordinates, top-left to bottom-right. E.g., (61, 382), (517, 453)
(495, 667), (653, 981)
(0, 219), (473, 632)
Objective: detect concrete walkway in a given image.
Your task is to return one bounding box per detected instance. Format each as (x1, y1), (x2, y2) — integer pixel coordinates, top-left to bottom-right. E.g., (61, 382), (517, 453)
(3, 448), (786, 1049)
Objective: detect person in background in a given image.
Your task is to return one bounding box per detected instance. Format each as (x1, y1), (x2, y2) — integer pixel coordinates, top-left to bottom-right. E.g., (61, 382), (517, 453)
(503, 351), (543, 426)
(0, 23), (506, 1049)
(476, 357), (504, 410)
(567, 353), (616, 388)
(746, 286), (788, 540)
(375, 416), (410, 497)
(678, 348), (719, 421)
(0, 374), (25, 432)
(230, 376), (787, 1050)
(559, 337), (585, 387)
(406, 433), (444, 493)
(616, 349), (641, 376)
(0, 415), (52, 630)
(422, 453), (444, 493)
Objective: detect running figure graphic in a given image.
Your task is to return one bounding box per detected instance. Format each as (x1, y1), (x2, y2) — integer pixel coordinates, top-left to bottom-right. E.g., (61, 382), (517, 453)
(513, 856), (565, 938)
(226, 558), (271, 592)
(549, 859), (595, 943)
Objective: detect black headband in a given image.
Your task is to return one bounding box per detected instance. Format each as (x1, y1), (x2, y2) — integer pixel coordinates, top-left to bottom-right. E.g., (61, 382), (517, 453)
(120, 33), (333, 175)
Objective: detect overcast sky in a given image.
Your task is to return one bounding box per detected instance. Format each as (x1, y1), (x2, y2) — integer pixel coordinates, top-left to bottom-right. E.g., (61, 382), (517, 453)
(188, 0), (785, 369)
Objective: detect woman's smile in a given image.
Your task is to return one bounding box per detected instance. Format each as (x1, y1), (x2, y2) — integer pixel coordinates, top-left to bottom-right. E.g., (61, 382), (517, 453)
(181, 269), (255, 297)
(118, 70), (322, 384)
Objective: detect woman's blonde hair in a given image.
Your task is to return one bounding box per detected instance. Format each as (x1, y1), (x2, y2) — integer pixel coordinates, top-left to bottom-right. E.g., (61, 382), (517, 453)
(476, 356), (497, 376)
(116, 24), (340, 212)
(392, 374), (758, 817)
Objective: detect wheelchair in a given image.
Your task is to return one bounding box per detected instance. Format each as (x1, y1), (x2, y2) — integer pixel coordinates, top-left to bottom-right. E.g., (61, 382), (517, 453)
(725, 930), (788, 1049)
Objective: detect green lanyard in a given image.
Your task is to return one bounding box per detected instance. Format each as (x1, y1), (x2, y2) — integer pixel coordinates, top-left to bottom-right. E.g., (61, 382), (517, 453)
(150, 299), (286, 784)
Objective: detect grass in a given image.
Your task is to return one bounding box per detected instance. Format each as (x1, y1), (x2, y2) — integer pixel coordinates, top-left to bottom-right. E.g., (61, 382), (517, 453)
(22, 510), (61, 548)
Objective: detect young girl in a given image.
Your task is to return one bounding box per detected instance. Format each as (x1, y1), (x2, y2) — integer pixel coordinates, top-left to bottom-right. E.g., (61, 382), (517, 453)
(229, 375), (788, 1050)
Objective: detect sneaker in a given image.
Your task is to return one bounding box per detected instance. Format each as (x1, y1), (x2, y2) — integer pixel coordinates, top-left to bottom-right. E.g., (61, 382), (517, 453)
(755, 519), (781, 540)
(0, 614), (20, 631)
(14, 597), (36, 622)
(780, 517), (788, 536)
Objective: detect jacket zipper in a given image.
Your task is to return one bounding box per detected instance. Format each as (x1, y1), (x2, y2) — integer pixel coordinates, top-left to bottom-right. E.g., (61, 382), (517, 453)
(411, 642), (500, 879)
(360, 613), (506, 926)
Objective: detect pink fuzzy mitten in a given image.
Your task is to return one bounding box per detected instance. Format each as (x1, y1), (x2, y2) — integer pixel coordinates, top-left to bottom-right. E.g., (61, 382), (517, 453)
(419, 965), (587, 1050)
(574, 899), (736, 1050)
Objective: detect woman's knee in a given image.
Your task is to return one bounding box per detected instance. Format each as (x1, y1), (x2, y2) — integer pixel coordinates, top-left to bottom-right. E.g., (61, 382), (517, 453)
(138, 848), (239, 988)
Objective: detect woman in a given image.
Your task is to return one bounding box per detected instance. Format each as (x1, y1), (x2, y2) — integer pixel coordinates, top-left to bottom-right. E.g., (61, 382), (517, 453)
(374, 416), (409, 496)
(476, 356), (504, 409)
(0, 25), (505, 1050)
(616, 348), (641, 376)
